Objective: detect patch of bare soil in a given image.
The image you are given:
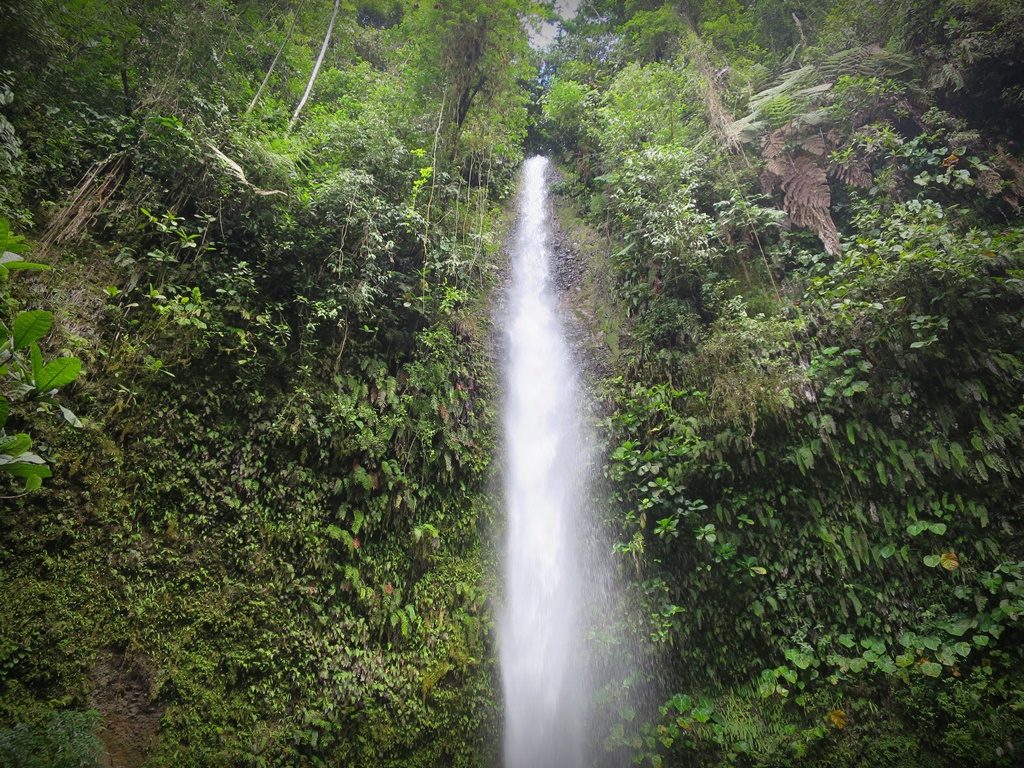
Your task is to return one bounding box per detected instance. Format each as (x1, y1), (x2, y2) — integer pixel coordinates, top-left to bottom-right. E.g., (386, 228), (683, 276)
(88, 650), (163, 768)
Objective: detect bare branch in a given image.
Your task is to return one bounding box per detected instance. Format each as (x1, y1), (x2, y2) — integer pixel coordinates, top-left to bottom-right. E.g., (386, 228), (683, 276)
(246, 1), (304, 116)
(290, 0), (341, 129)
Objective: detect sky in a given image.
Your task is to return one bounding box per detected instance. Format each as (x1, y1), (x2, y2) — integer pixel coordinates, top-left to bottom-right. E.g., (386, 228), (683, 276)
(530, 0), (581, 49)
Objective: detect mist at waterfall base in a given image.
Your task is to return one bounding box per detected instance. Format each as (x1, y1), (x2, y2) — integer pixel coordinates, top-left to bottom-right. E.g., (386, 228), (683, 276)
(499, 157), (637, 768)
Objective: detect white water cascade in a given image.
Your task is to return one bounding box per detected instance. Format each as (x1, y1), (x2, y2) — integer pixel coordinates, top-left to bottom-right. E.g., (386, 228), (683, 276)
(500, 156), (594, 768)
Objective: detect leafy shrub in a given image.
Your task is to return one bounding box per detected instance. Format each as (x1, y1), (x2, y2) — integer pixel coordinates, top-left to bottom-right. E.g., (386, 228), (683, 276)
(1, 219), (81, 493)
(0, 710), (103, 768)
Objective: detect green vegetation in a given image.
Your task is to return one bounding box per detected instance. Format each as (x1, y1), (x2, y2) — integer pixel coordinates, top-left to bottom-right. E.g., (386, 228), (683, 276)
(542, 1), (1024, 766)
(1, 0), (1023, 766)
(1, 219), (82, 492)
(0, 1), (536, 765)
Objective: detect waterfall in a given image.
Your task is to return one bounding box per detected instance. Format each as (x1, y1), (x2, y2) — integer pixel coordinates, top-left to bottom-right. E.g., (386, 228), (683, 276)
(500, 156), (592, 768)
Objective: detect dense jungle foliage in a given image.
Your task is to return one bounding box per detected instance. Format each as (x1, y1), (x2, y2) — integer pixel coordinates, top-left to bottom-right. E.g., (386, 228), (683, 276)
(1, 0), (1023, 766)
(540, 1), (1024, 766)
(1, 1), (539, 765)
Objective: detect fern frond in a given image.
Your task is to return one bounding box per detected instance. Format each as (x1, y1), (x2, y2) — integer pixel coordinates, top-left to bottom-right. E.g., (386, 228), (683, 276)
(819, 44), (915, 81)
(762, 128), (841, 255)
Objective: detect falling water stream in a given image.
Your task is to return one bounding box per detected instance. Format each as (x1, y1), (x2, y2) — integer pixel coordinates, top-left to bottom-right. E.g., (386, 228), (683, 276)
(500, 156), (593, 768)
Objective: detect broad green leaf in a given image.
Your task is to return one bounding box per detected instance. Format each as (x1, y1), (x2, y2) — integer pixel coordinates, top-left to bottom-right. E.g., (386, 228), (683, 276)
(2, 260), (50, 272)
(1, 461), (52, 478)
(939, 619), (972, 637)
(949, 442), (967, 468)
(785, 648), (814, 669)
(30, 342), (43, 382)
(691, 702), (713, 723)
(0, 432), (31, 457)
(796, 445), (813, 470)
(907, 520), (927, 536)
(35, 357), (81, 392)
(848, 591), (862, 615)
(919, 662), (942, 677)
(12, 310), (53, 349)
(861, 637), (885, 654)
(874, 657), (897, 674)
(923, 554), (940, 567)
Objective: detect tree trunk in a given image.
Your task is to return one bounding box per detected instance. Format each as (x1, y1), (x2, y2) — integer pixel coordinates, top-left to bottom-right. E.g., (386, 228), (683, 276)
(246, 1), (304, 116)
(290, 0), (340, 129)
